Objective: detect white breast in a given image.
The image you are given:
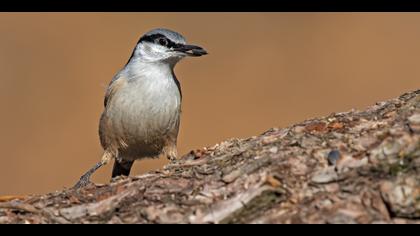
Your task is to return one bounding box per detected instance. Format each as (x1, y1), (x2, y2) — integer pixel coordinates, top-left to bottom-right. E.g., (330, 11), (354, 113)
(106, 64), (182, 143)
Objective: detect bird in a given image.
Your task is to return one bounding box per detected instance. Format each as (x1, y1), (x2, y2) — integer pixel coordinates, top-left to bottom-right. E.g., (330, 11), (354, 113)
(74, 28), (207, 188)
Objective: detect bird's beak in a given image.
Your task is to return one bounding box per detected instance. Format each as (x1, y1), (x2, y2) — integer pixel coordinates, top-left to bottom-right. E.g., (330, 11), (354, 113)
(173, 44), (208, 57)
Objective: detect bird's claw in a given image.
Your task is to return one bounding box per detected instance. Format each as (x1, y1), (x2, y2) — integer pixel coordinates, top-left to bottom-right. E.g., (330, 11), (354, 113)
(73, 173), (92, 189)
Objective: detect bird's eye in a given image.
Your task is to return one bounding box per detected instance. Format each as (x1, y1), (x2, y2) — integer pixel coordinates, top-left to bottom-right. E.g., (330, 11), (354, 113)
(157, 38), (168, 46)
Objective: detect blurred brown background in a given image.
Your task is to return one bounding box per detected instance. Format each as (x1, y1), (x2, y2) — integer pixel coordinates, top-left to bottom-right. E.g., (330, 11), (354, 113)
(0, 13), (419, 195)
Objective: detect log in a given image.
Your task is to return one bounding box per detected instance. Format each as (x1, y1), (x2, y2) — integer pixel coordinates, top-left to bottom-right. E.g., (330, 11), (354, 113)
(1, 90), (419, 224)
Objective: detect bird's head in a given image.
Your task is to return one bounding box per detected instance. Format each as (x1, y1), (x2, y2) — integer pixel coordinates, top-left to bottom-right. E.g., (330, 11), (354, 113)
(129, 28), (207, 66)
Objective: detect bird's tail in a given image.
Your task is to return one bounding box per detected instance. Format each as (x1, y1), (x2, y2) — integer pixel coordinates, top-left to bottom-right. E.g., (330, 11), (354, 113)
(111, 159), (134, 178)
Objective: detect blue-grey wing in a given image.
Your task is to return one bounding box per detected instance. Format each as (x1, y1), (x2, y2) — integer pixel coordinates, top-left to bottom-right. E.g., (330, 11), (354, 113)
(104, 72), (125, 107)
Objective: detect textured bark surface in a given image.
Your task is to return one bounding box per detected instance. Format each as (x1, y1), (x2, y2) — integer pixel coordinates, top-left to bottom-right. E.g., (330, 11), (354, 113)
(1, 90), (419, 224)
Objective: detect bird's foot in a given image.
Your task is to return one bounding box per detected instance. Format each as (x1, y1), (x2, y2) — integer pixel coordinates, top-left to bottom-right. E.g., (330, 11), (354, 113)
(110, 175), (129, 183)
(72, 160), (106, 189)
(73, 173), (93, 189)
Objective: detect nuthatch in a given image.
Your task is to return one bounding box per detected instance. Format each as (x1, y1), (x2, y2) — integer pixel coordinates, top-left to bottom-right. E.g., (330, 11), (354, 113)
(74, 28), (207, 188)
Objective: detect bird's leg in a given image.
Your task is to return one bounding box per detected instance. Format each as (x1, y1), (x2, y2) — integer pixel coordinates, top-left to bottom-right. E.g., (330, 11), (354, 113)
(73, 152), (113, 189)
(73, 161), (103, 189)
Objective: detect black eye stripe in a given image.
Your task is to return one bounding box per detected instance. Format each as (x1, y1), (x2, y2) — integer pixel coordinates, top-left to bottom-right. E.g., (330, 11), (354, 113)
(126, 33), (183, 66)
(138, 33), (180, 48)
(158, 38), (168, 46)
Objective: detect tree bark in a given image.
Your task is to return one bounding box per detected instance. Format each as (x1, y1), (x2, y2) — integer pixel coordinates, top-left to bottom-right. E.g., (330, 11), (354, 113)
(1, 90), (419, 224)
